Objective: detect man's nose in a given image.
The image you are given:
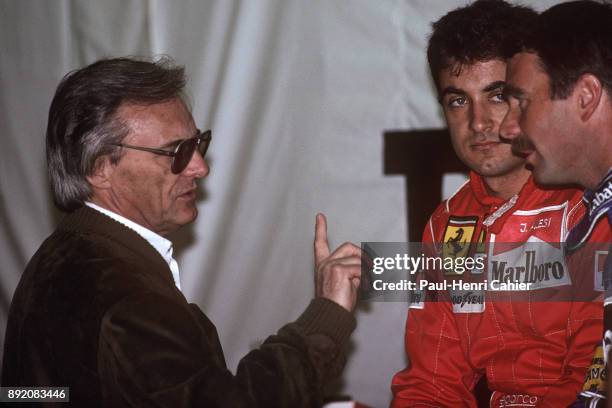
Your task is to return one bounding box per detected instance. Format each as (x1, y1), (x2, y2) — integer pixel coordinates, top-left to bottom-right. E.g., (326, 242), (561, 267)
(469, 103), (494, 134)
(500, 103), (520, 141)
(184, 150), (209, 178)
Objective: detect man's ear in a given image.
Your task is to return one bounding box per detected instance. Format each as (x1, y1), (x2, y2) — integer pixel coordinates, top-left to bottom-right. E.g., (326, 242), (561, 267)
(86, 156), (114, 190)
(575, 73), (603, 122)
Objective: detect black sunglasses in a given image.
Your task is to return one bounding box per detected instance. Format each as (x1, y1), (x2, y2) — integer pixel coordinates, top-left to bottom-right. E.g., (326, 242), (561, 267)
(110, 129), (212, 174)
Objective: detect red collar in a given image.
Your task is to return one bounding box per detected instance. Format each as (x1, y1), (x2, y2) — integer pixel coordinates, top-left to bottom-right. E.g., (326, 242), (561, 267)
(467, 171), (537, 234)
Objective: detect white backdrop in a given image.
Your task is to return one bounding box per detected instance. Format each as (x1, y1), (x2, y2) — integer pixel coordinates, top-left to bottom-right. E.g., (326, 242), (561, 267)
(0, 0), (560, 406)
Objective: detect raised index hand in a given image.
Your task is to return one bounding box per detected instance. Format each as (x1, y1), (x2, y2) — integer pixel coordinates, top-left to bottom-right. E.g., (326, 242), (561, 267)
(313, 213), (362, 312)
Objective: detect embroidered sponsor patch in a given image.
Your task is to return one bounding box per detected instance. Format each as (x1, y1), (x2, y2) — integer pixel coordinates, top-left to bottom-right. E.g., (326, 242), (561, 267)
(567, 170), (612, 250)
(407, 288), (425, 309)
(495, 393), (540, 407)
(450, 289), (484, 313)
(488, 236), (571, 289)
(582, 343), (607, 396)
(489, 203), (571, 290)
(595, 250), (609, 292)
(442, 216), (478, 275)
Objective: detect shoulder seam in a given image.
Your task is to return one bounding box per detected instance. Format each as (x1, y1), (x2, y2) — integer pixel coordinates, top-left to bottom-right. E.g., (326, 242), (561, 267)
(445, 179), (470, 213)
(567, 199), (585, 229)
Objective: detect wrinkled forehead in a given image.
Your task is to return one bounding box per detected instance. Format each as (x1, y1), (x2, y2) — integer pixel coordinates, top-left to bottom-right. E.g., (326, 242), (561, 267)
(116, 98), (196, 145)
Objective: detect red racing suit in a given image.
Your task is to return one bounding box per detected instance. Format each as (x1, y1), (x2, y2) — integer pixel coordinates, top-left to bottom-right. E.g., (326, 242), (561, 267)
(391, 172), (610, 407)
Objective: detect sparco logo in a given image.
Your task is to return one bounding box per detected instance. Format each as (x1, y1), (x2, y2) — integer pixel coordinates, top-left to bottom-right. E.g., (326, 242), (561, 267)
(491, 250), (564, 284)
(498, 394), (539, 407)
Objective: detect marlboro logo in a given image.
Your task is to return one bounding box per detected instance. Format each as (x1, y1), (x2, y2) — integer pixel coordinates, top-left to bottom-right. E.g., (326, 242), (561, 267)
(488, 236), (570, 290)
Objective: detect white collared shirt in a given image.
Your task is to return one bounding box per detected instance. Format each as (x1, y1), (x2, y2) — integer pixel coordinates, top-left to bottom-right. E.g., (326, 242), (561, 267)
(85, 202), (182, 291)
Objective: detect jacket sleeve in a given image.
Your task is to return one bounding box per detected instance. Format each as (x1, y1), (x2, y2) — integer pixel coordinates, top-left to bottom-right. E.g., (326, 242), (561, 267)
(555, 218), (610, 406)
(97, 293), (355, 408)
(541, 300), (602, 406)
(391, 216), (480, 407)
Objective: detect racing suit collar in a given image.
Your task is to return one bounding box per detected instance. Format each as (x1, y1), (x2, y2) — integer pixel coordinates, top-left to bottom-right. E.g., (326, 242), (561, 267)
(468, 171), (537, 234)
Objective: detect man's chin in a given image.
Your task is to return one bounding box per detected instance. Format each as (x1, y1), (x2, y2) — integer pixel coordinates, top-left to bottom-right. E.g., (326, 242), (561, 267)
(183, 207), (198, 223)
(474, 160), (526, 178)
(174, 207), (199, 228)
(532, 166), (566, 186)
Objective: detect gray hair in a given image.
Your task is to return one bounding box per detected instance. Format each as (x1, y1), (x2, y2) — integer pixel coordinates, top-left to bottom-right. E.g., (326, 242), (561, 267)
(46, 56), (186, 211)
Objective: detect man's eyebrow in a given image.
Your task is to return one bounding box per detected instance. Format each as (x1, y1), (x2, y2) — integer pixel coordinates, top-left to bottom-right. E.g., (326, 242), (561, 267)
(159, 131), (199, 149)
(159, 139), (182, 149)
(439, 81), (505, 99)
(439, 86), (465, 99)
(502, 84), (525, 99)
(483, 80), (506, 93)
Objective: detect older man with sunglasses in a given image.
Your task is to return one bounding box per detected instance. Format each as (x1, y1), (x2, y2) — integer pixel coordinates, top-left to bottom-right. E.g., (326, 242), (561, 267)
(1, 57), (361, 407)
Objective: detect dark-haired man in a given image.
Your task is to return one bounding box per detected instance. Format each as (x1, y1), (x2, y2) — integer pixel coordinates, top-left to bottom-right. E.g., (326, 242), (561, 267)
(1, 57), (361, 407)
(500, 1), (612, 405)
(391, 1), (608, 406)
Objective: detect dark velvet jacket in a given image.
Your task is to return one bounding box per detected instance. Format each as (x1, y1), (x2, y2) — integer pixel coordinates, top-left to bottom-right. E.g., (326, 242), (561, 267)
(2, 206), (356, 407)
